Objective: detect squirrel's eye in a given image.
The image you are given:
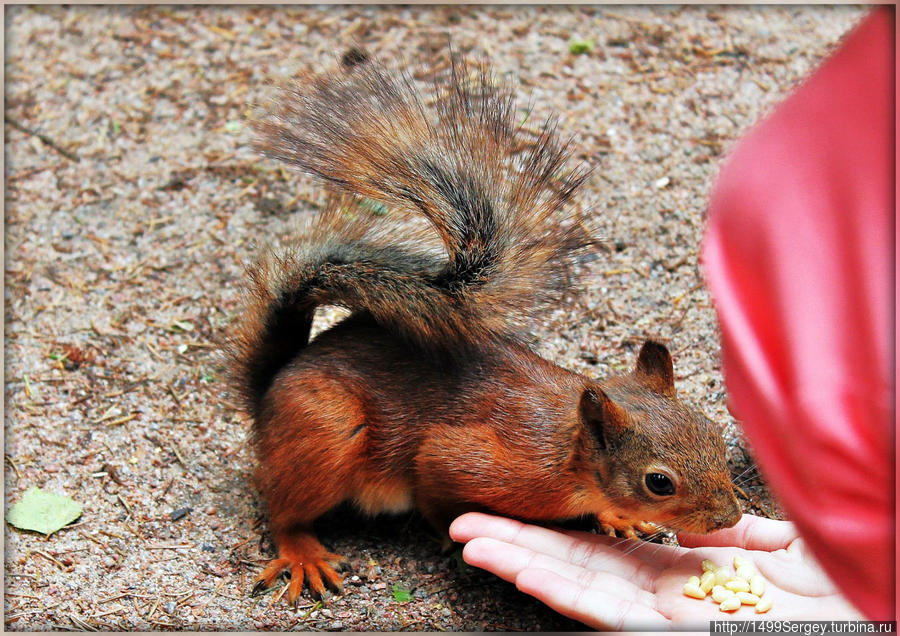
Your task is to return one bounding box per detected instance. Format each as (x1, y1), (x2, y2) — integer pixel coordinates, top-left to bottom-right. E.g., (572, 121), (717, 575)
(645, 472), (676, 496)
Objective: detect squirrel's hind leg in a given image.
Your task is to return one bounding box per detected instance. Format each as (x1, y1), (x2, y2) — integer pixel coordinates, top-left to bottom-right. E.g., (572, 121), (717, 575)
(251, 371), (368, 602)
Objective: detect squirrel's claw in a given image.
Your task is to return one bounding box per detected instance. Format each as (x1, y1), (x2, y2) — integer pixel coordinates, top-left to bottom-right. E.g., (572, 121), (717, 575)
(251, 578), (276, 598)
(252, 555), (346, 604)
(252, 557), (291, 596)
(597, 517), (660, 540)
(634, 520), (662, 535)
(254, 530), (347, 604)
(599, 523), (618, 537)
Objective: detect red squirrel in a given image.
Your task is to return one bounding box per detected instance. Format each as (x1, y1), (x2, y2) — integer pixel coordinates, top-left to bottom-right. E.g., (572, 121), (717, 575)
(228, 55), (741, 604)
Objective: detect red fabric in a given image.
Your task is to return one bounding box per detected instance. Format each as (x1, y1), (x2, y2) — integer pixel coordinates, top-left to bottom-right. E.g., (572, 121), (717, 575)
(702, 8), (894, 620)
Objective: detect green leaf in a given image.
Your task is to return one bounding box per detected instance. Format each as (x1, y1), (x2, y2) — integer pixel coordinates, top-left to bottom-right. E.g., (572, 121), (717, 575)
(568, 38), (595, 55)
(7, 487), (83, 536)
(391, 583), (412, 603)
(171, 320), (194, 332)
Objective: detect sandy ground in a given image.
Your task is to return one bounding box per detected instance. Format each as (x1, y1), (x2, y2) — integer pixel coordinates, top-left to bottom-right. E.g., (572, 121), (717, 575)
(4, 5), (866, 631)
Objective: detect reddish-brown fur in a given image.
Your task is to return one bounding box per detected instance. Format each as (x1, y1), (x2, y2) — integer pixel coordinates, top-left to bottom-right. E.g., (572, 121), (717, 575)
(245, 316), (741, 603)
(231, 55), (741, 604)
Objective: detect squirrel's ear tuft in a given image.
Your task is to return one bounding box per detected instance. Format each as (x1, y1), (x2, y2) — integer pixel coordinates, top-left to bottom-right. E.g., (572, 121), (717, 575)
(634, 340), (676, 398)
(579, 387), (627, 450)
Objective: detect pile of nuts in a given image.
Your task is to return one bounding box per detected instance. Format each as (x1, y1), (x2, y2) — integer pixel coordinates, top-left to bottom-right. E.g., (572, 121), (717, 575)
(682, 556), (772, 613)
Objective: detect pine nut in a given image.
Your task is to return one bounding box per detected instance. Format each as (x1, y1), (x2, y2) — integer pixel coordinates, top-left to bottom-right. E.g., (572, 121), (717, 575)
(736, 591), (760, 605)
(700, 570), (716, 593)
(749, 574), (765, 596)
(683, 560), (771, 614)
(725, 579), (750, 593)
(711, 585), (735, 603)
(719, 596), (741, 612)
(682, 582), (706, 599)
(714, 565), (732, 586)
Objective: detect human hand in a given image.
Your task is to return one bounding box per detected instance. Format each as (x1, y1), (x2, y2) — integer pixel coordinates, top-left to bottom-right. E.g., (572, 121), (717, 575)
(449, 513), (862, 630)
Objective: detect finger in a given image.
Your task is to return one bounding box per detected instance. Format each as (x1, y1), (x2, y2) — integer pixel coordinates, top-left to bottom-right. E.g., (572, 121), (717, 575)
(515, 568), (669, 631)
(449, 512), (523, 543)
(463, 537), (657, 597)
(678, 514), (797, 551)
(451, 513), (658, 582)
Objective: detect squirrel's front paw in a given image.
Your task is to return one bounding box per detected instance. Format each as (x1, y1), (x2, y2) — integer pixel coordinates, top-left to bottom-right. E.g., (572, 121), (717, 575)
(251, 529), (348, 604)
(597, 518), (661, 540)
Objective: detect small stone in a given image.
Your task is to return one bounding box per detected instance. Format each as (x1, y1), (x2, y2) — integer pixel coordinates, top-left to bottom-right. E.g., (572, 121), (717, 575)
(330, 621), (343, 630)
(170, 506), (192, 521)
(441, 607), (452, 617)
(164, 601), (176, 614)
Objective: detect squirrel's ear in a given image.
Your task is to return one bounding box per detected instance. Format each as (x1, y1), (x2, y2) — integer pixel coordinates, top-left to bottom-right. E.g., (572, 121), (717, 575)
(579, 387), (627, 450)
(634, 340), (676, 398)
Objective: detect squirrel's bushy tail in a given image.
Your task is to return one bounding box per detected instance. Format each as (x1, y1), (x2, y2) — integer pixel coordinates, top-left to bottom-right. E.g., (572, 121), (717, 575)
(230, 56), (595, 415)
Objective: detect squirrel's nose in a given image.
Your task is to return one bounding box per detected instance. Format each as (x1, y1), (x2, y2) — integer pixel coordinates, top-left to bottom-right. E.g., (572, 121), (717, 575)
(713, 492), (742, 530)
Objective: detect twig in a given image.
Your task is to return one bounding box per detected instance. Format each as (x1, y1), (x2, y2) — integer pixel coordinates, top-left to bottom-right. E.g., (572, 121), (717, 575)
(116, 494), (132, 516)
(90, 606), (126, 618)
(6, 603), (61, 619)
(5, 116), (80, 162)
(106, 413), (138, 427)
(170, 444), (188, 467)
(672, 281), (704, 305)
(199, 581), (226, 608)
(68, 613), (99, 631)
(33, 549), (68, 570)
(145, 542), (194, 550)
(5, 454), (22, 481)
(98, 529), (125, 540)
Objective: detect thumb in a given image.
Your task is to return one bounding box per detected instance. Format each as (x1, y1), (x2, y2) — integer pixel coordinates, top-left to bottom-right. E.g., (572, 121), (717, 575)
(678, 514), (798, 551)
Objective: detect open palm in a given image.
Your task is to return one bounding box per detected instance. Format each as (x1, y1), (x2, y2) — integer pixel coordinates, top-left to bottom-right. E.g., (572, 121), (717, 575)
(449, 513), (861, 630)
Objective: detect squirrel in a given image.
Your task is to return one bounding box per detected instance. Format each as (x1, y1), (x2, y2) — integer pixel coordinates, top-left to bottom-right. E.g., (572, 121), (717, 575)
(228, 55), (742, 604)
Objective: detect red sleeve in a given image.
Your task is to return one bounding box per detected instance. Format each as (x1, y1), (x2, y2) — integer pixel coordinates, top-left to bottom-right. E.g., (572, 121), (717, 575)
(701, 7), (894, 620)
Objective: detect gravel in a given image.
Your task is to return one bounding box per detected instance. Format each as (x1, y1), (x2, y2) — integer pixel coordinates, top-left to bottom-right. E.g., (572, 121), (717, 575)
(4, 5), (865, 631)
